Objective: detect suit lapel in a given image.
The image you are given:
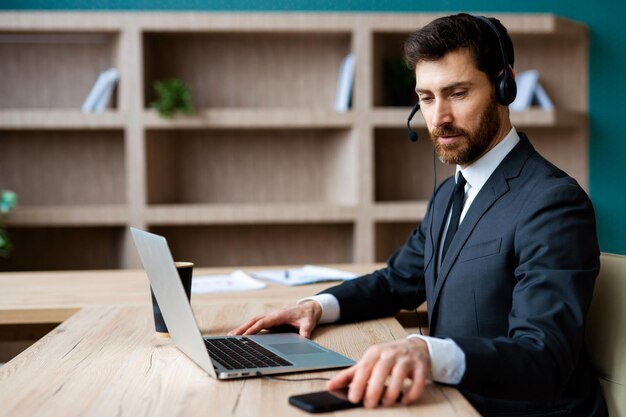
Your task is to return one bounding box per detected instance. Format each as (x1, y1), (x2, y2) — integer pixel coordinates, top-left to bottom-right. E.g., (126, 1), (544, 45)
(432, 175), (509, 302)
(424, 178), (455, 304)
(429, 135), (535, 316)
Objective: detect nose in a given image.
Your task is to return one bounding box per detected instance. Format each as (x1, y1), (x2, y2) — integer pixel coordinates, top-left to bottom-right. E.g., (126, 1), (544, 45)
(431, 99), (453, 128)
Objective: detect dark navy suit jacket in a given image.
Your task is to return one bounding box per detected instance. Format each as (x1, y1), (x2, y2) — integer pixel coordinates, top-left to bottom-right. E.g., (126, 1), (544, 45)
(322, 134), (607, 416)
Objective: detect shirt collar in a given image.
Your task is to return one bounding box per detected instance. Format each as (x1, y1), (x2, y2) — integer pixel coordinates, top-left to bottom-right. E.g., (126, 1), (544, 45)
(456, 127), (520, 190)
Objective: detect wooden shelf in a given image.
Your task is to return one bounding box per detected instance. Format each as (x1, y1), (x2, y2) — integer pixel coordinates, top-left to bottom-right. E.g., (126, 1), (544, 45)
(0, 12), (588, 270)
(150, 223), (355, 267)
(0, 110), (125, 129)
(145, 128), (357, 205)
(143, 30), (351, 110)
(374, 127), (456, 202)
(0, 12), (586, 37)
(511, 109), (587, 128)
(375, 221), (421, 262)
(372, 108), (587, 129)
(372, 202), (429, 221)
(0, 226), (125, 271)
(142, 108), (354, 129)
(503, 15), (588, 38)
(5, 205), (128, 226)
(0, 129), (126, 206)
(146, 204), (357, 225)
(0, 31), (119, 110)
(361, 14), (587, 38)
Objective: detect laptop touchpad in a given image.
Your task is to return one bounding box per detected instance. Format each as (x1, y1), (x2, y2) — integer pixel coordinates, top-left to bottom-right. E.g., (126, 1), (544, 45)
(270, 343), (324, 355)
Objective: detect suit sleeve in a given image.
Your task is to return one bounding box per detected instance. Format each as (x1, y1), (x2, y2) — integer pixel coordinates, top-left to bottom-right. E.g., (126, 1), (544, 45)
(453, 180), (600, 401)
(319, 199), (434, 323)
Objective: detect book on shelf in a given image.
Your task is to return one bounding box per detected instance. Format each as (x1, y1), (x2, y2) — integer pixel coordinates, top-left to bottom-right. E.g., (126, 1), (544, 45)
(334, 52), (356, 112)
(509, 69), (554, 112)
(81, 68), (120, 113)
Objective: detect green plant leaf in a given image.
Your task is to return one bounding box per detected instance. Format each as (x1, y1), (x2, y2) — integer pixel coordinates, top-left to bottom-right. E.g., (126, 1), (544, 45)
(0, 229), (12, 257)
(151, 78), (195, 118)
(0, 189), (17, 257)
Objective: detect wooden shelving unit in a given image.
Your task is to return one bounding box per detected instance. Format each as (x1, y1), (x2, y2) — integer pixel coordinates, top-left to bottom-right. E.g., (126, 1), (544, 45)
(0, 13), (588, 271)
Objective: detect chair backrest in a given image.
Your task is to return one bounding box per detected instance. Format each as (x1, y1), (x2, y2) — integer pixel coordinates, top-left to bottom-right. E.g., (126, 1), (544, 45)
(586, 253), (626, 417)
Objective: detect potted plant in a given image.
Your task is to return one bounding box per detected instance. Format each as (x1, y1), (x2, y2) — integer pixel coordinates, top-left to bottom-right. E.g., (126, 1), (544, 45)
(0, 189), (18, 257)
(151, 78), (195, 118)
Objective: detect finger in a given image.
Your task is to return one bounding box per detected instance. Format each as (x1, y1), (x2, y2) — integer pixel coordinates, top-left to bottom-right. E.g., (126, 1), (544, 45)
(327, 366), (356, 390)
(242, 316), (281, 335)
(363, 353), (396, 408)
(228, 315), (263, 335)
(382, 359), (410, 406)
(402, 363), (428, 405)
(297, 316), (317, 339)
(298, 326), (311, 339)
(347, 355), (378, 405)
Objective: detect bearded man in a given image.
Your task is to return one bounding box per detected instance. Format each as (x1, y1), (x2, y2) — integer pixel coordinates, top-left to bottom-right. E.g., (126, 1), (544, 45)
(231, 13), (607, 417)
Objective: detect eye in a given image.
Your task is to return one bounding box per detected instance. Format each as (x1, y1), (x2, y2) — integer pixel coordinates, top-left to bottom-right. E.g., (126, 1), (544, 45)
(451, 90), (467, 99)
(418, 95), (433, 104)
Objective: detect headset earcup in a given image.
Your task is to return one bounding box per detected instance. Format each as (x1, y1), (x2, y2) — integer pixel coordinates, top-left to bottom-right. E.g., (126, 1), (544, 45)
(497, 74), (517, 106)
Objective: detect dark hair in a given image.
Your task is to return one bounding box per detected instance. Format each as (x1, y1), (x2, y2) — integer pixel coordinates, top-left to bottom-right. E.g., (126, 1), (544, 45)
(404, 13), (514, 84)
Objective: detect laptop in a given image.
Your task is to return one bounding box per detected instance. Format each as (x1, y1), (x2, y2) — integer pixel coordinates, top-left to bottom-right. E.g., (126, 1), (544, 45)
(130, 227), (355, 380)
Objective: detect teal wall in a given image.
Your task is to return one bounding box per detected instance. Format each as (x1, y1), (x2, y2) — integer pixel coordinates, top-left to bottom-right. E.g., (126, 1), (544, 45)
(4, 0), (625, 255)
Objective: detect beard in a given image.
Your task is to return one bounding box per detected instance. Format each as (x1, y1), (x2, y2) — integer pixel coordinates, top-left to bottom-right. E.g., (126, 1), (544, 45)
(429, 98), (501, 166)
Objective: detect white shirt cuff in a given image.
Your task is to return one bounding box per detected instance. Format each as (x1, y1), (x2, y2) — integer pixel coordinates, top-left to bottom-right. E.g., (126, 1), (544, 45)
(297, 293), (340, 324)
(407, 334), (466, 384)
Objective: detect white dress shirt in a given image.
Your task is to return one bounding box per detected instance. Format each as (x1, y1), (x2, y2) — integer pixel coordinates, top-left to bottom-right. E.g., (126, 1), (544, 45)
(300, 128), (521, 384)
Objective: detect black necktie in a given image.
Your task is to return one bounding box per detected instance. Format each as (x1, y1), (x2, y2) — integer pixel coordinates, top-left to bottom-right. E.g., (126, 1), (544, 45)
(441, 172), (467, 261)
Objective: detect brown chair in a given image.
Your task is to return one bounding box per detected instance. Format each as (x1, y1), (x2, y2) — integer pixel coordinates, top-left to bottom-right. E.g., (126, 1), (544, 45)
(586, 253), (626, 416)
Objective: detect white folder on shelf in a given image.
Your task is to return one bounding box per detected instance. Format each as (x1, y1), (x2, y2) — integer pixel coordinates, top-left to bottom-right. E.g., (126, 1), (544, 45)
(81, 68), (120, 112)
(510, 69), (554, 112)
(534, 83), (554, 110)
(334, 52), (356, 112)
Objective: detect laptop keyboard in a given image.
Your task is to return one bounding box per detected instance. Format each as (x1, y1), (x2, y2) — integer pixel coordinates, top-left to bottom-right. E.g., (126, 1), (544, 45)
(204, 337), (294, 370)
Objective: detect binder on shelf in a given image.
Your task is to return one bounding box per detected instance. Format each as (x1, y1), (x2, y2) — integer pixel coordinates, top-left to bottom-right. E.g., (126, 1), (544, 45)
(534, 83), (554, 110)
(81, 68), (120, 113)
(334, 52), (356, 112)
(509, 69), (554, 112)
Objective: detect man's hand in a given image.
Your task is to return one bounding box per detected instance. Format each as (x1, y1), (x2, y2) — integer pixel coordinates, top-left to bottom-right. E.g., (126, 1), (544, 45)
(326, 338), (431, 408)
(228, 300), (322, 339)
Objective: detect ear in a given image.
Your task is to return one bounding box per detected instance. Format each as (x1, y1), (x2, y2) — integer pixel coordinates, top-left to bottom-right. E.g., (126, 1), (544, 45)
(497, 65), (516, 78)
(508, 65), (516, 79)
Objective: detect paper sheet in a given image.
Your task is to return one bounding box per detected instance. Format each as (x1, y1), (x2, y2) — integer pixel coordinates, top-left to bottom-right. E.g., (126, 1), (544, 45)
(251, 265), (358, 286)
(191, 270), (267, 294)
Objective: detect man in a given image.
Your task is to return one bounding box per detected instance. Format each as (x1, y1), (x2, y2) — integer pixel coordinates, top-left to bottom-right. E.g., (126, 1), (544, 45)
(231, 13), (606, 416)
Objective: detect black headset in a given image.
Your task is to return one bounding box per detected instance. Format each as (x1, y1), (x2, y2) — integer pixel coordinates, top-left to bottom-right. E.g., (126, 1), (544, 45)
(407, 15), (517, 142)
(475, 15), (517, 107)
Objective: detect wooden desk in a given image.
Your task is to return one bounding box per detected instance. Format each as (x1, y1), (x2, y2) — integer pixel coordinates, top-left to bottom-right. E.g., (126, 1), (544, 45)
(0, 303), (477, 416)
(0, 265), (461, 415)
(0, 264), (383, 325)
